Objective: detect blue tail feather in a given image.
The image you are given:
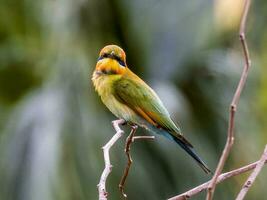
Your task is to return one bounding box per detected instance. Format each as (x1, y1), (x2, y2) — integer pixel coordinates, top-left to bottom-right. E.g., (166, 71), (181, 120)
(171, 134), (211, 174)
(146, 124), (211, 174)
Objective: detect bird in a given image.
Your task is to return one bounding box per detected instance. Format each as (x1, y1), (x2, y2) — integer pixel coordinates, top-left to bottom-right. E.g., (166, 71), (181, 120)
(92, 44), (211, 173)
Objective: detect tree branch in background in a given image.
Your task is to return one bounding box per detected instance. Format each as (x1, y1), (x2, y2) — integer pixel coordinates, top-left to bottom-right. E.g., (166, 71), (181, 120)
(235, 145), (267, 200)
(168, 146), (267, 200)
(206, 0), (252, 199)
(98, 119), (125, 200)
(119, 125), (155, 198)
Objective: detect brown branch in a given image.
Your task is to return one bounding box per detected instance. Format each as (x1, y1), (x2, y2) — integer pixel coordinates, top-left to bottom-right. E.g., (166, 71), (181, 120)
(206, 0), (251, 199)
(119, 125), (138, 198)
(119, 127), (155, 198)
(235, 145), (267, 200)
(168, 149), (267, 200)
(98, 119), (125, 200)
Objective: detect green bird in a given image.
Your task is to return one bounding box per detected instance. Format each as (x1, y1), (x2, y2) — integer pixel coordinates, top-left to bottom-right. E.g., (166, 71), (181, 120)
(92, 44), (211, 173)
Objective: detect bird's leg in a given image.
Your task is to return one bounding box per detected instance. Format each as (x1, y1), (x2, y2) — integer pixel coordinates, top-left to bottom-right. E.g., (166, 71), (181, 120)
(98, 119), (125, 200)
(119, 125), (155, 198)
(119, 124), (138, 198)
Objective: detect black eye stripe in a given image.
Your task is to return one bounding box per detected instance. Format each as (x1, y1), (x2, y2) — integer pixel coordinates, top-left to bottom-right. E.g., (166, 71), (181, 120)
(97, 53), (108, 61)
(113, 55), (126, 67)
(97, 53), (126, 67)
(118, 60), (126, 67)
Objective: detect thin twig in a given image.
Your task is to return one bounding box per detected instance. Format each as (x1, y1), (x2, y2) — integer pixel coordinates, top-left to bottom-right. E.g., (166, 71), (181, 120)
(168, 154), (267, 200)
(235, 145), (267, 200)
(98, 119), (125, 200)
(206, 0), (251, 199)
(119, 128), (155, 198)
(133, 136), (155, 141)
(119, 125), (138, 198)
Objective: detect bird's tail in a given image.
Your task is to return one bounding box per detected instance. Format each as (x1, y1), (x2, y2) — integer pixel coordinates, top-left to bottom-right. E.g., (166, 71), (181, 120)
(171, 134), (211, 174)
(143, 123), (211, 173)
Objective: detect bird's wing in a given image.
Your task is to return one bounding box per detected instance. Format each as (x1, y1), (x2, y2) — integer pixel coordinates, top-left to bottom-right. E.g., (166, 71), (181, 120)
(114, 75), (181, 134)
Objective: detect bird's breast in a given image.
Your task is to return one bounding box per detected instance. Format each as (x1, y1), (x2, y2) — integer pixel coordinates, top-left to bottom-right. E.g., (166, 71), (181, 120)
(92, 72), (136, 121)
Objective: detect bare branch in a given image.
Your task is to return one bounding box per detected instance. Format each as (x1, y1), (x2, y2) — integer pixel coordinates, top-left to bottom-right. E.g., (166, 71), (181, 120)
(133, 136), (155, 141)
(119, 128), (155, 198)
(98, 119), (126, 200)
(235, 145), (267, 200)
(168, 152), (267, 200)
(206, 0), (251, 199)
(119, 125), (138, 198)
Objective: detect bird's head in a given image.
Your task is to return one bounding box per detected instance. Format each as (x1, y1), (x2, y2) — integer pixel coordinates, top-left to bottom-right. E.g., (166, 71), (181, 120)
(95, 45), (127, 76)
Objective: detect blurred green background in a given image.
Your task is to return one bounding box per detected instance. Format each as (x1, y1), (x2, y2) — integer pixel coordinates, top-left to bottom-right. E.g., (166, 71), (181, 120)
(0, 0), (266, 199)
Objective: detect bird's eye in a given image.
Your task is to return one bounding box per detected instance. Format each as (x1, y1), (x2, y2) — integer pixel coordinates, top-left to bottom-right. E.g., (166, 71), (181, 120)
(102, 53), (108, 58)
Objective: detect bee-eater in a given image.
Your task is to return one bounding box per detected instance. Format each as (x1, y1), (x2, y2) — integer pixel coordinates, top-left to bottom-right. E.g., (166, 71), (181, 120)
(92, 45), (211, 173)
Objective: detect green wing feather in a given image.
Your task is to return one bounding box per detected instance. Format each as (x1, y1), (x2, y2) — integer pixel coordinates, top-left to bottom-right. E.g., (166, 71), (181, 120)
(114, 76), (181, 134)
(114, 75), (211, 173)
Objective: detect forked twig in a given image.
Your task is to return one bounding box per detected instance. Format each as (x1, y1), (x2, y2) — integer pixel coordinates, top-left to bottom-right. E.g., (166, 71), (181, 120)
(119, 125), (155, 198)
(168, 146), (267, 200)
(98, 119), (125, 200)
(206, 0), (251, 199)
(97, 119), (155, 200)
(235, 145), (267, 200)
